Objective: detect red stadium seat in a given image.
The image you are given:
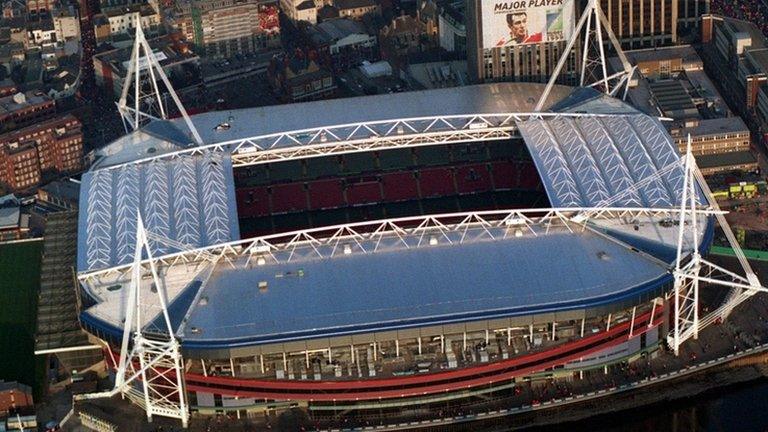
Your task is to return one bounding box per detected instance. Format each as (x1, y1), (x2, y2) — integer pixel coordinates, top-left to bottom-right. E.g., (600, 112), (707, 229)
(418, 167), (456, 198)
(455, 164), (492, 194)
(520, 163), (541, 190)
(271, 183), (308, 214)
(382, 171), (419, 202)
(236, 186), (270, 217)
(308, 179), (345, 210)
(491, 161), (517, 190)
(346, 178), (382, 206)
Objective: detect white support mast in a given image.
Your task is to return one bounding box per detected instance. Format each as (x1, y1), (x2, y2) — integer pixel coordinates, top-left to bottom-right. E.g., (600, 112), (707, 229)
(76, 214), (190, 426)
(117, 15), (203, 146)
(535, 0), (635, 111)
(667, 136), (767, 355)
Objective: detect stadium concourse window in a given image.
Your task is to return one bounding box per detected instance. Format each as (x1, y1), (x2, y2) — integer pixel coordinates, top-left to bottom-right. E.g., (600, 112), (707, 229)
(180, 302), (659, 386)
(232, 140), (548, 238)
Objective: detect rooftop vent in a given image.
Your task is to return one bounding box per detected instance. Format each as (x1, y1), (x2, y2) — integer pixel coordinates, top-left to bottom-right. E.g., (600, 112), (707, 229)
(199, 296), (208, 306)
(256, 256), (266, 266)
(343, 244), (352, 255)
(429, 235), (438, 246)
(258, 281), (268, 292)
(214, 122), (231, 131)
(190, 327), (201, 334)
(597, 251), (610, 261)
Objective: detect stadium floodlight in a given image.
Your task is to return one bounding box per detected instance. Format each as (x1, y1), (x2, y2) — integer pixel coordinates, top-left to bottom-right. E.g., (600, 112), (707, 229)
(535, 0), (635, 111)
(117, 14), (203, 146)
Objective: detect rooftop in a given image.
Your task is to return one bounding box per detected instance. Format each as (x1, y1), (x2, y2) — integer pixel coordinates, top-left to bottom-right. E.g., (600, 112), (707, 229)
(182, 228), (669, 345)
(81, 214), (700, 348)
(697, 150), (757, 169)
(721, 16), (767, 51)
(334, 0), (376, 10)
(93, 35), (196, 76)
(0, 91), (52, 116)
(314, 18), (369, 43)
(77, 153), (240, 272)
(0, 193), (19, 230)
(746, 48), (768, 75)
(648, 80), (698, 117)
(672, 116), (749, 138)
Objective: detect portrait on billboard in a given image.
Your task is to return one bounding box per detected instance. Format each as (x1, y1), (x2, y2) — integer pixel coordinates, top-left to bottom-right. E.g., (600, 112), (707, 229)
(482, 0), (574, 48)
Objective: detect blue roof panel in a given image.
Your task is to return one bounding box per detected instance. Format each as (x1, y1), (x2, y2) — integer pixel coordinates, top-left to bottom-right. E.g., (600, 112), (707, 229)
(180, 230), (669, 347)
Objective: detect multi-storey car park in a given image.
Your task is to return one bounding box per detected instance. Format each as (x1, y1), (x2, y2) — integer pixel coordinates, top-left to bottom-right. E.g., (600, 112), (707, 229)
(71, 80), (736, 424)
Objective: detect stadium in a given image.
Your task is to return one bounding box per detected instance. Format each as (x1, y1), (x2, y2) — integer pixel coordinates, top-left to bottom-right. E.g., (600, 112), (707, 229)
(74, 81), (714, 422)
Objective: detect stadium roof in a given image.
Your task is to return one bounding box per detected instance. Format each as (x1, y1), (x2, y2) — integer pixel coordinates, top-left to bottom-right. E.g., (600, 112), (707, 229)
(80, 217), (702, 349)
(77, 83), (713, 347)
(518, 114), (687, 208)
(77, 152), (240, 272)
(180, 229), (669, 346)
(92, 82), (574, 169)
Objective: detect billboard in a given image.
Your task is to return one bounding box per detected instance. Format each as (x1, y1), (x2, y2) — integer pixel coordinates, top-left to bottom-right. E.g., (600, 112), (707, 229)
(482, 0), (574, 49)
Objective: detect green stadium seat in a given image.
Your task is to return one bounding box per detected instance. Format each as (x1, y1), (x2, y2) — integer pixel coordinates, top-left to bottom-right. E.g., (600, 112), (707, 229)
(306, 155), (342, 179)
(415, 145), (451, 166)
(378, 149), (415, 171)
(451, 143), (488, 163)
(348, 204), (386, 224)
(269, 160), (304, 183)
(239, 216), (274, 238)
(458, 192), (496, 212)
(421, 196), (460, 215)
(310, 208), (349, 228)
(342, 152), (377, 174)
(272, 212), (311, 232)
(487, 141), (520, 161)
(383, 201), (422, 218)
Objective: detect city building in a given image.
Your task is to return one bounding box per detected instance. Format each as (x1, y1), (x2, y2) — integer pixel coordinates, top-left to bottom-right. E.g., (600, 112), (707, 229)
(0, 381), (33, 416)
(282, 0), (317, 24)
(93, 35), (199, 97)
(438, 1), (465, 53)
(0, 194), (28, 240)
(36, 179), (80, 210)
(380, 14), (426, 57)
(308, 18), (377, 70)
(26, 0), (51, 15)
(268, 56), (336, 102)
(678, 0), (708, 30)
(466, 0), (579, 83)
(596, 0), (678, 48)
(407, 60), (468, 88)
(174, 0), (280, 58)
(99, 3), (161, 37)
(700, 15), (768, 143)
(52, 5), (79, 41)
(0, 114), (83, 191)
(615, 45), (757, 175)
(27, 17), (56, 47)
(333, 0), (379, 19)
(417, 0), (439, 44)
(0, 91), (56, 133)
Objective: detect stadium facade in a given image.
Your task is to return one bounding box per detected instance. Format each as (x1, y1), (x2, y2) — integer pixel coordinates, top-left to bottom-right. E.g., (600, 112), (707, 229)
(75, 82), (714, 419)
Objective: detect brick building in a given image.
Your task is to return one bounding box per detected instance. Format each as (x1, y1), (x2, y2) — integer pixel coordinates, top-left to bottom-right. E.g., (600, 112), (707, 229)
(0, 114), (83, 191)
(0, 91), (56, 134)
(0, 381), (33, 416)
